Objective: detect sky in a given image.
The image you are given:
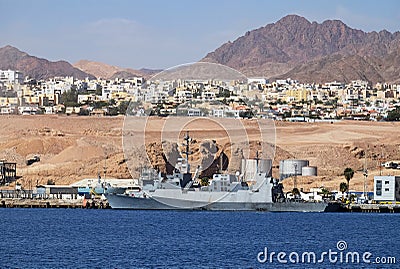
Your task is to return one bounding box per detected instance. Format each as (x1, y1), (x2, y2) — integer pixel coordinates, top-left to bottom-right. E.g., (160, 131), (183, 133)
(1, 0), (399, 70)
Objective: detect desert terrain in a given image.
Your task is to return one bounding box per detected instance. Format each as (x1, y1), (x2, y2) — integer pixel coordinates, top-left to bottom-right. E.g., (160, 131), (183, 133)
(0, 115), (399, 193)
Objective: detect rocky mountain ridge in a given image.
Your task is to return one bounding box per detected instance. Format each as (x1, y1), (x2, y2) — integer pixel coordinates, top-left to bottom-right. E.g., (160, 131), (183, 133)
(202, 15), (400, 83)
(0, 45), (94, 80)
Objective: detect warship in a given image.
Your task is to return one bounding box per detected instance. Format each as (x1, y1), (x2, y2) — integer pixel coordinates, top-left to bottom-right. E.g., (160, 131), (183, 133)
(106, 133), (338, 212)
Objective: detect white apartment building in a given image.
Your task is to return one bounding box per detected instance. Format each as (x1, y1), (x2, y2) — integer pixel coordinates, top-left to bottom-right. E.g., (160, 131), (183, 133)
(0, 69), (23, 84)
(248, 78), (268, 85)
(41, 78), (72, 95)
(201, 91), (216, 101)
(374, 176), (400, 202)
(174, 90), (192, 104)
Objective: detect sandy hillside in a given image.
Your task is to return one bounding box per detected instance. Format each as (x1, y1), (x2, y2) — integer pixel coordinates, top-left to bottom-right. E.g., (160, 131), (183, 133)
(0, 115), (399, 193)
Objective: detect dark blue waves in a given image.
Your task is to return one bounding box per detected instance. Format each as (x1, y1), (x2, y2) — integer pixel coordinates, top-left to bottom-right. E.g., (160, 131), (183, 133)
(0, 209), (399, 268)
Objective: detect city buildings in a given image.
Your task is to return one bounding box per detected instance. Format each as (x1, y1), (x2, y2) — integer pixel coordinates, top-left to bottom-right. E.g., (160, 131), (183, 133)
(0, 69), (399, 120)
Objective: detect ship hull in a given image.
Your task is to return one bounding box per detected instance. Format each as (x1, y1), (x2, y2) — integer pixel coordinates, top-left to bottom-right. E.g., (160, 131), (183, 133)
(105, 193), (333, 212)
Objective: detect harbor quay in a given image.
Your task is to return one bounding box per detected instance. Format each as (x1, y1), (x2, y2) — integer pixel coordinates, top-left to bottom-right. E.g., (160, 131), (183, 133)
(1, 197), (400, 212)
(345, 203), (400, 213)
(0, 198), (110, 209)
(1, 188), (399, 213)
(0, 190), (109, 209)
(0, 179), (399, 213)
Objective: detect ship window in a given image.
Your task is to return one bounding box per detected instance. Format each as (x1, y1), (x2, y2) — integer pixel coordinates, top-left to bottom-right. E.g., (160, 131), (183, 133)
(385, 181), (390, 184)
(385, 188), (390, 192)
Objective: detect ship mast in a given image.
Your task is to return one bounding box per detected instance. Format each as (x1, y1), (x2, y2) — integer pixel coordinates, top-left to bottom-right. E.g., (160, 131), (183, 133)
(183, 131), (192, 174)
(255, 150), (259, 174)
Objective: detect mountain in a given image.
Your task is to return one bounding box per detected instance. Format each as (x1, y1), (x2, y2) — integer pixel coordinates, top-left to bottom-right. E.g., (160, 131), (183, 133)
(202, 15), (400, 83)
(73, 60), (162, 79)
(73, 60), (145, 79)
(138, 68), (163, 77)
(0, 45), (94, 80)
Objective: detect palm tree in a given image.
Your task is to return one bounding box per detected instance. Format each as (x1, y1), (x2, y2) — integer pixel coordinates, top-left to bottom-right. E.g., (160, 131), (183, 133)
(343, 167), (354, 197)
(320, 188), (331, 200)
(339, 182), (348, 202)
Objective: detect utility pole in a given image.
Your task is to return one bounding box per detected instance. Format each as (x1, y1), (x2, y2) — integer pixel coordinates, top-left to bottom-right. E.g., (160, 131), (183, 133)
(379, 146), (384, 176)
(293, 163), (298, 190)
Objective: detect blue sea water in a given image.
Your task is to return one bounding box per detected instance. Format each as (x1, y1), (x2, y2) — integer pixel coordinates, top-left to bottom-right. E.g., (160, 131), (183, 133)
(0, 209), (399, 269)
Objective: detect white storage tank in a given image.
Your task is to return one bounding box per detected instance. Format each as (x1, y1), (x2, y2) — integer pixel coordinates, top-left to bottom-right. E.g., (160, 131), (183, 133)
(241, 159), (272, 181)
(279, 159), (309, 179)
(301, 166), (317, 176)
